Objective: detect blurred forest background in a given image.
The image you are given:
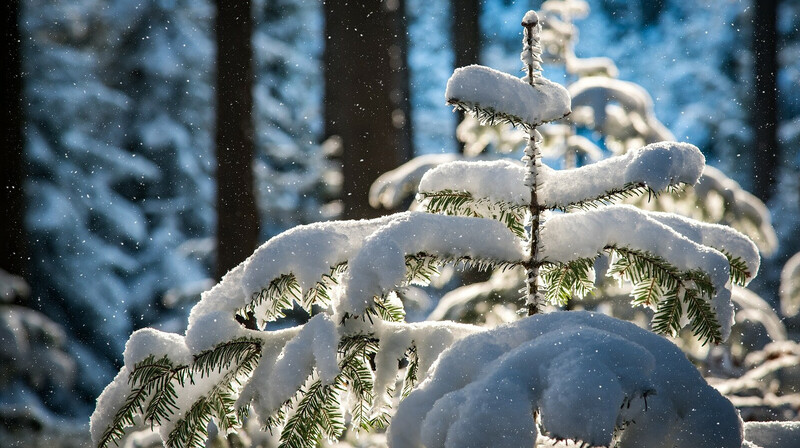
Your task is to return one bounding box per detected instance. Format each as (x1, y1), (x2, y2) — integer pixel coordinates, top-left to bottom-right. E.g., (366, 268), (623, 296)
(2, 0), (799, 445)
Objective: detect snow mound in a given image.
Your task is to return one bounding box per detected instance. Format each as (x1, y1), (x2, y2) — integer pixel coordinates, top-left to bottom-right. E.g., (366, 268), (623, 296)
(388, 311), (742, 448)
(446, 65), (570, 127)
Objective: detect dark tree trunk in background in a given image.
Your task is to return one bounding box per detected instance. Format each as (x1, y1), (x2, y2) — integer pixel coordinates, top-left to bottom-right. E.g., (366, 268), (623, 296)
(640, 0), (664, 26)
(215, 0), (259, 280)
(452, 0), (482, 153)
(2, 0), (27, 280)
(324, 0), (413, 219)
(751, 0), (779, 203)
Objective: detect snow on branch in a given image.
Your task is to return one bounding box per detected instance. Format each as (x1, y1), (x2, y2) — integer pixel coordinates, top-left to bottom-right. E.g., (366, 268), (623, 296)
(539, 141), (705, 209)
(445, 65), (570, 129)
(646, 210), (760, 286)
(695, 165), (778, 255)
(541, 205), (736, 342)
(369, 154), (460, 210)
(780, 252), (800, 317)
(187, 215), (397, 322)
(388, 311), (743, 448)
(417, 142), (705, 212)
(340, 212), (526, 317)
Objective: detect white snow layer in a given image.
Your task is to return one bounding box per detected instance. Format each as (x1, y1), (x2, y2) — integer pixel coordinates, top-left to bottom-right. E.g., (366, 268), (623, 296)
(780, 252), (800, 317)
(646, 210), (760, 282)
(540, 205), (735, 339)
(241, 215), (397, 300)
(90, 367), (133, 446)
(446, 65), (570, 127)
(340, 212), (525, 316)
(743, 421), (800, 448)
(387, 311), (742, 448)
(418, 141), (705, 209)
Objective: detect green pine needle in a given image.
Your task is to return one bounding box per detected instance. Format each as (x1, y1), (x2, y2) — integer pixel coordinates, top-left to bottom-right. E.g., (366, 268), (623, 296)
(418, 189), (527, 238)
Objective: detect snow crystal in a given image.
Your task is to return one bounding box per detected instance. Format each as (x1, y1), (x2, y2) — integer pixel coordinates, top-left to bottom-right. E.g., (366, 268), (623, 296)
(388, 311), (742, 448)
(446, 65), (570, 127)
(341, 212), (526, 316)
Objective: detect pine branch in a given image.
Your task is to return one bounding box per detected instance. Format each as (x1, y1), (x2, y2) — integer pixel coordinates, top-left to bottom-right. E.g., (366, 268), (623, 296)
(401, 346), (419, 398)
(419, 189), (527, 238)
(448, 99), (538, 132)
(652, 288), (682, 337)
(630, 277), (663, 308)
(540, 258), (595, 306)
(364, 294), (407, 323)
(722, 251), (750, 286)
(683, 288), (723, 345)
(98, 357), (192, 448)
(548, 183), (685, 212)
(606, 246), (722, 344)
(245, 264), (347, 322)
(404, 252), (521, 288)
(166, 339), (262, 448)
(277, 335), (380, 448)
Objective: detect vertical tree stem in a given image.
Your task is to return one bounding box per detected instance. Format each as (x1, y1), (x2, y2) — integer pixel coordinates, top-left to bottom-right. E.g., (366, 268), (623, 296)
(522, 14), (542, 315)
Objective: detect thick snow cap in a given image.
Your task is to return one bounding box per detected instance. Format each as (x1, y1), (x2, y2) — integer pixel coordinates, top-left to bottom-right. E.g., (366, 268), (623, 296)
(388, 311), (742, 448)
(446, 64), (571, 127)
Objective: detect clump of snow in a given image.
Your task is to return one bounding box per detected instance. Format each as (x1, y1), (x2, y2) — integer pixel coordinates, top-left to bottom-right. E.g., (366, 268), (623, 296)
(696, 165), (778, 255)
(123, 328), (192, 368)
(446, 65), (570, 127)
(388, 311), (742, 448)
(233, 326), (301, 421)
(540, 141), (704, 208)
(370, 320), (482, 414)
(743, 421), (800, 448)
(418, 159), (528, 206)
(341, 212), (526, 316)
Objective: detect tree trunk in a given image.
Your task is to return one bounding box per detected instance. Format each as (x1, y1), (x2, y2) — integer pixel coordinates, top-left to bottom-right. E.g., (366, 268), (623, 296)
(324, 0), (413, 219)
(452, 0), (481, 153)
(751, 0), (779, 203)
(215, 0), (260, 280)
(2, 0), (27, 280)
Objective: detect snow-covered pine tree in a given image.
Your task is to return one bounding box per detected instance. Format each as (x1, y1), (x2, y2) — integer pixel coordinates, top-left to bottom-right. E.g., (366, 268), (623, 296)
(91, 10), (759, 448)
